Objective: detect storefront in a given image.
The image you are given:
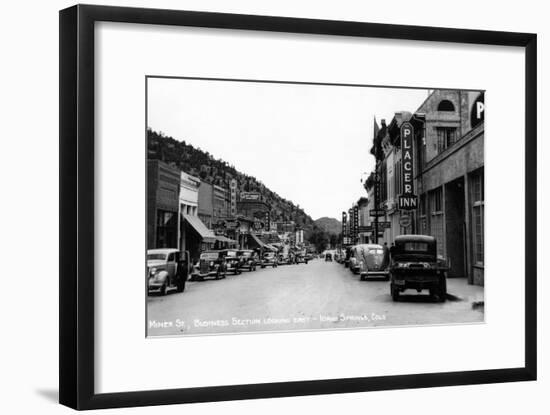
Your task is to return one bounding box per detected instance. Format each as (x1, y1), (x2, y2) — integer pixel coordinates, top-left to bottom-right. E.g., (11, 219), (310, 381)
(182, 213), (217, 262)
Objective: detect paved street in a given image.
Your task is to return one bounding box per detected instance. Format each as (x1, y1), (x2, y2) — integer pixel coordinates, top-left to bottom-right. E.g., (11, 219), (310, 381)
(147, 259), (484, 337)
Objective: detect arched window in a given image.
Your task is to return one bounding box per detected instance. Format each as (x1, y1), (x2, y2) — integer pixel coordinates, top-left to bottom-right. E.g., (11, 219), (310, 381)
(437, 100), (455, 111)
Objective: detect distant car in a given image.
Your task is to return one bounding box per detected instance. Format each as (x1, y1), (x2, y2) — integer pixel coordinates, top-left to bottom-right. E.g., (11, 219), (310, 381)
(277, 254), (293, 265)
(325, 253), (333, 261)
(295, 254), (309, 264)
(222, 249), (243, 275)
(351, 244), (389, 281)
(389, 235), (448, 302)
(147, 249), (190, 295)
(239, 249), (259, 272)
(261, 252), (279, 268)
(190, 250), (227, 281)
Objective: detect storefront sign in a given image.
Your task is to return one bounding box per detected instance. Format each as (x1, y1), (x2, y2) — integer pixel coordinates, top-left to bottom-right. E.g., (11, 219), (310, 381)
(353, 206), (359, 241)
(230, 179), (237, 216)
(370, 209), (386, 217)
(399, 214), (411, 227)
(471, 92), (484, 129)
(240, 192), (261, 201)
(399, 122), (418, 210)
(342, 211), (347, 238)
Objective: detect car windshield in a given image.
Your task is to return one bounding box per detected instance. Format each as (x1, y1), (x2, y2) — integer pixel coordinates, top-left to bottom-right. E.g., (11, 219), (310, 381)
(403, 242), (429, 252)
(241, 252), (252, 257)
(147, 253), (166, 260)
(368, 248), (384, 255)
(226, 251), (237, 257)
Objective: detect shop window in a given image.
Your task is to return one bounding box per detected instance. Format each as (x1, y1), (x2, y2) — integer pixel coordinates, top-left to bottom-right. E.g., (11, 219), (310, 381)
(436, 127), (457, 153)
(471, 170), (484, 265)
(437, 100), (455, 111)
(156, 210), (177, 248)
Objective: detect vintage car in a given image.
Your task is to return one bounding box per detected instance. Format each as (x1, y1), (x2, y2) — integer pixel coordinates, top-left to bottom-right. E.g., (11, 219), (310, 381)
(277, 253), (294, 265)
(147, 248), (190, 295)
(389, 235), (448, 302)
(295, 253), (309, 264)
(351, 244), (389, 281)
(239, 249), (259, 272)
(261, 252), (279, 268)
(325, 252), (333, 261)
(348, 246), (361, 274)
(222, 249), (243, 275)
(190, 250), (227, 281)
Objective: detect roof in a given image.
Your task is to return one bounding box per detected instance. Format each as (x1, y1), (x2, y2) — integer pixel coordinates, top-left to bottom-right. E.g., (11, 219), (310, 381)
(352, 244), (383, 249)
(216, 235), (237, 244)
(147, 248), (179, 254)
(183, 214), (217, 243)
(394, 234), (436, 243)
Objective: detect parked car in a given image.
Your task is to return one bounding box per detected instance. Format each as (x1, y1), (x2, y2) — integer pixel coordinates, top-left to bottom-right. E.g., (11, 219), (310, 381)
(348, 246), (361, 274)
(351, 244), (389, 281)
(295, 253), (309, 264)
(389, 235), (448, 302)
(325, 252), (333, 261)
(239, 249), (259, 272)
(147, 248), (190, 295)
(222, 249), (243, 275)
(190, 250), (227, 281)
(277, 253), (293, 265)
(261, 252), (279, 268)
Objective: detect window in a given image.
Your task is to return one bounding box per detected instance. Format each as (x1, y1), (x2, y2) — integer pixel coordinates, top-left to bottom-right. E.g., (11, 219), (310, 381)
(437, 100), (455, 111)
(419, 194), (426, 216)
(156, 210), (177, 248)
(429, 188), (444, 256)
(436, 127), (457, 153)
(471, 170), (484, 265)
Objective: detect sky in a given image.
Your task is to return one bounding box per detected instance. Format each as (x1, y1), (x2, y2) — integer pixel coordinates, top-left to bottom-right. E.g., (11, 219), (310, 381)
(147, 77), (429, 220)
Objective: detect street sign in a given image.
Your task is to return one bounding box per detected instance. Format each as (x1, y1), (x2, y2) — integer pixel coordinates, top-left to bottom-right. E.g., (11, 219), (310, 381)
(370, 209), (386, 217)
(378, 221), (391, 229)
(399, 214), (412, 227)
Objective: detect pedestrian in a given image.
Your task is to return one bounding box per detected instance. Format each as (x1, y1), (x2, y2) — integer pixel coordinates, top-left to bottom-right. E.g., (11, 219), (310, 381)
(382, 242), (390, 269)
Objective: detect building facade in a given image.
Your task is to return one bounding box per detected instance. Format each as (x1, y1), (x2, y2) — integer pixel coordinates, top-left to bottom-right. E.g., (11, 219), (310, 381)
(369, 90), (485, 285)
(147, 160), (180, 249)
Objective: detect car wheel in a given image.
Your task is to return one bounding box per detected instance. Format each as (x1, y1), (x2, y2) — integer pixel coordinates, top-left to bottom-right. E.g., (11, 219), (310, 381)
(391, 284), (399, 301)
(160, 283), (168, 296)
(261, 265), (265, 269)
(360, 275), (365, 281)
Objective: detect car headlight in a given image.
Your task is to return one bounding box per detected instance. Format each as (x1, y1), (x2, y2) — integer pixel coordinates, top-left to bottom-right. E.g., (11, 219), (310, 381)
(150, 267), (157, 275)
(359, 261), (364, 267)
(210, 261), (214, 266)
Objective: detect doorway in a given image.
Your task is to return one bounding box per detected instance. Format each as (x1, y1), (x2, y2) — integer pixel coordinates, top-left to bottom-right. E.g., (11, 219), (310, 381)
(445, 178), (466, 278)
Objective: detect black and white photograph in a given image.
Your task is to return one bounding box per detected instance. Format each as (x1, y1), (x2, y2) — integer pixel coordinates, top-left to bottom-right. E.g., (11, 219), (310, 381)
(146, 77), (485, 337)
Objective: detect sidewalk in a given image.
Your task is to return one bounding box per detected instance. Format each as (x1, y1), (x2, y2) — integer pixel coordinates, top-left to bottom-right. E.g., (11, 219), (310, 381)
(447, 277), (484, 306)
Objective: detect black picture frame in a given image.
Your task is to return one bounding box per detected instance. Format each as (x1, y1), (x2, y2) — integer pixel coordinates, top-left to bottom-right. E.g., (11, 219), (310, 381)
(59, 4), (537, 410)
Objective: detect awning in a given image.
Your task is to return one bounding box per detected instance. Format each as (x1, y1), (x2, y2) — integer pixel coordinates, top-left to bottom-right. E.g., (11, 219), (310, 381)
(216, 235), (237, 244)
(247, 233), (267, 249)
(183, 214), (217, 243)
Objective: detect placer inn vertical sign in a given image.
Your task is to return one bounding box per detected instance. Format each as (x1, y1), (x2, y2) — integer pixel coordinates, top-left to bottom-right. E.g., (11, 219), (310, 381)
(398, 122), (418, 210)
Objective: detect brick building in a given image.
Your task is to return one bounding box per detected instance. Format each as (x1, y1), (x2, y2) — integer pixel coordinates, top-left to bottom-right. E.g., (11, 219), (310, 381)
(147, 160), (180, 249)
